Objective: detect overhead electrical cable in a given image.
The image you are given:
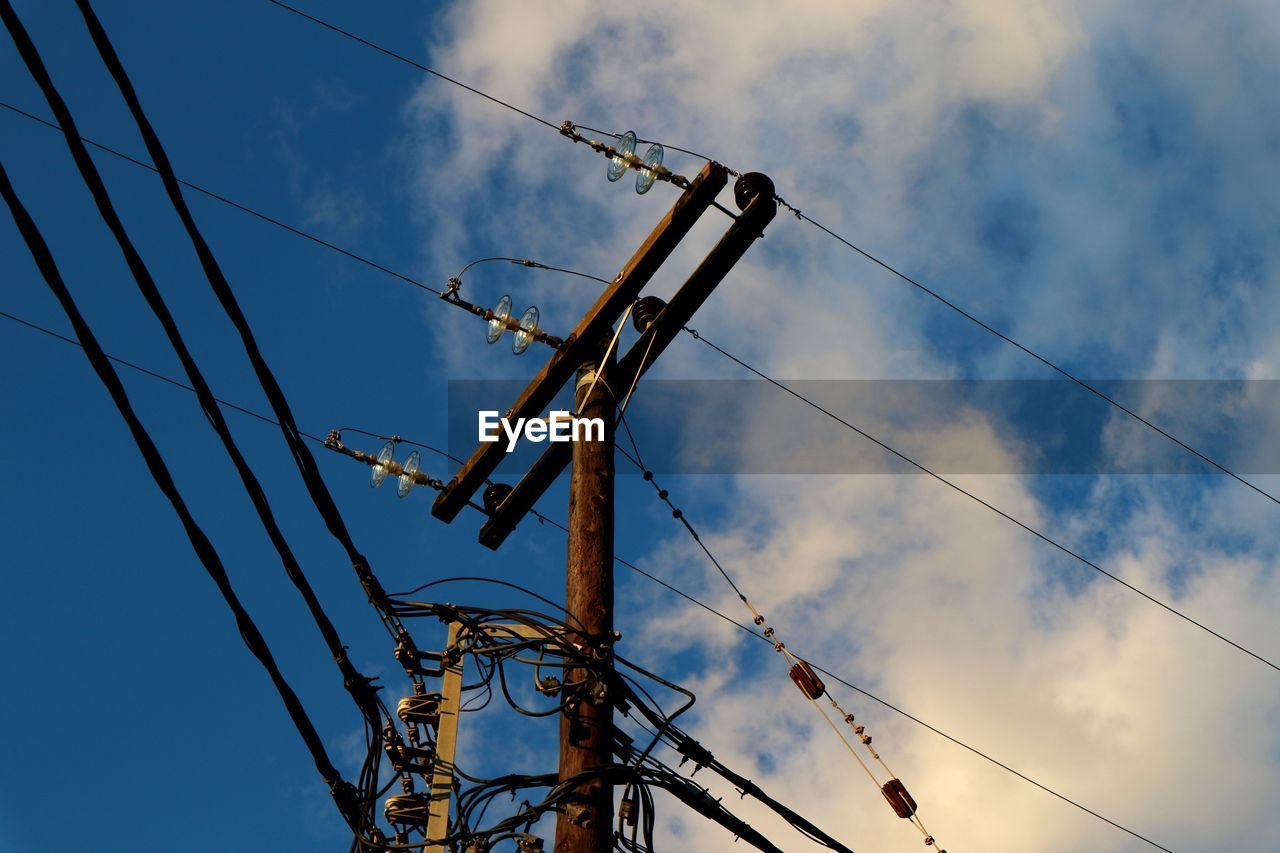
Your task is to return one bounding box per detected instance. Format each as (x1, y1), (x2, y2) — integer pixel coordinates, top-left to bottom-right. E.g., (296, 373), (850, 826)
(12, 82), (1265, 677)
(1, 305), (1171, 851)
(680, 325), (1280, 675)
(5, 3), (404, 834)
(0, 156), (367, 834)
(263, 0), (1280, 511)
(64, 0), (418, 676)
(8, 0), (393, 748)
(0, 99), (443, 295)
(609, 438), (946, 850)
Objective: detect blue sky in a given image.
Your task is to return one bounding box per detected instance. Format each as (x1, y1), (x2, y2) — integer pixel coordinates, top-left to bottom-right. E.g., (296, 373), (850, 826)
(3, 1), (1280, 851)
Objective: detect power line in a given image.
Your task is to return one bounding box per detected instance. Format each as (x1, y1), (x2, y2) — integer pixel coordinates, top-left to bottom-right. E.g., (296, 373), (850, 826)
(265, 0), (560, 132)
(0, 305), (1170, 851)
(784, 210), (1280, 509)
(1, 4), (1258, 836)
(67, 0), (420, 679)
(263, 0), (1280, 514)
(61, 4), (393, 780)
(0, 145), (368, 836)
(681, 325), (1280, 675)
(12, 37), (1264, 679)
(609, 430), (947, 847)
(0, 99), (443, 296)
(11, 60), (1272, 673)
(533, 503), (1172, 853)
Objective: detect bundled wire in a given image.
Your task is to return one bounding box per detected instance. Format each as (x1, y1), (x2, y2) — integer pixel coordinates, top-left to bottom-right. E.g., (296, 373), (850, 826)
(0, 302), (1167, 850)
(65, 0), (426, 692)
(5, 3), (432, 842)
(0, 153), (369, 832)
(382, 581), (851, 852)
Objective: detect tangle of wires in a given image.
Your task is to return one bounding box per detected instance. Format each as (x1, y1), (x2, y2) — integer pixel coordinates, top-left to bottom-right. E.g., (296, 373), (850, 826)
(382, 580), (845, 852)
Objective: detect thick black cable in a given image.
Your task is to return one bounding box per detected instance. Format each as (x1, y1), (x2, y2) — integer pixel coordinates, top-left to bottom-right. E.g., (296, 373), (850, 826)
(685, 327), (1279, 676)
(7, 4), (391, 829)
(0, 155), (365, 832)
(76, 0), (388, 754)
(69, 0), (409, 652)
(9, 0), (391, 754)
(0, 311), (1174, 851)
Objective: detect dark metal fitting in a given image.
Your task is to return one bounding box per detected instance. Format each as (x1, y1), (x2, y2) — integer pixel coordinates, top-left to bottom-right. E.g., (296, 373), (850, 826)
(631, 295), (667, 333)
(567, 803), (593, 828)
(384, 792), (434, 827)
(398, 693), (442, 728)
(620, 794), (638, 826)
(733, 172), (776, 211)
(482, 482), (513, 515)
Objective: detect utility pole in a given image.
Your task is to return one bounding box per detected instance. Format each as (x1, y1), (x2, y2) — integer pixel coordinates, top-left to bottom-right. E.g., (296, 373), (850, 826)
(431, 157), (776, 851)
(557, 357), (617, 851)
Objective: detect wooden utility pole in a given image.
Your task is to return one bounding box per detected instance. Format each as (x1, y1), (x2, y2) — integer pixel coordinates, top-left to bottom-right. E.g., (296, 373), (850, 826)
(429, 158), (777, 851)
(556, 358), (616, 851)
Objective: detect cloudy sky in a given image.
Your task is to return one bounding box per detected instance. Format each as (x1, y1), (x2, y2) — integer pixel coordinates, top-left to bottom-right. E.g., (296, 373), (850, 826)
(2, 1), (1279, 851)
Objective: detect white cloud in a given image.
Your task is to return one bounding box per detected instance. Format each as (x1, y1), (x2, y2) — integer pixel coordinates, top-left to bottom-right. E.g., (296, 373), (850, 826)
(403, 1), (1280, 849)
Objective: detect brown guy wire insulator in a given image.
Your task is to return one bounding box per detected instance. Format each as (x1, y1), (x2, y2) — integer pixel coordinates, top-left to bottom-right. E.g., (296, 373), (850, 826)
(617, 443), (946, 851)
